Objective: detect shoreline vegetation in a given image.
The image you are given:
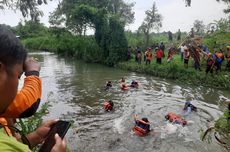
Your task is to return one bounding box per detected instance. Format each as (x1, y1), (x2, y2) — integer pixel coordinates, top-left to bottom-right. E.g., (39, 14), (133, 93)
(117, 55), (230, 90)
(14, 21), (230, 90)
(22, 35), (230, 90)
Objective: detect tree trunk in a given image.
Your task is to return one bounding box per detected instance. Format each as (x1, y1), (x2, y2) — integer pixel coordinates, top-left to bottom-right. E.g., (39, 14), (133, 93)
(145, 31), (150, 47)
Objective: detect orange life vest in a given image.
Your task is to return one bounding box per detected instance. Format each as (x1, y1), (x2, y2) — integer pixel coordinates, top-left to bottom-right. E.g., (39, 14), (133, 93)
(103, 101), (113, 111)
(133, 126), (148, 136)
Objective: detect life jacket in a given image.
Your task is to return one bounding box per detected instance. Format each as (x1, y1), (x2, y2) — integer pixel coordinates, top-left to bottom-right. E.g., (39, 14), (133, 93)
(133, 126), (148, 136)
(165, 112), (187, 126)
(133, 120), (150, 136)
(103, 101), (113, 111)
(216, 52), (224, 63)
(120, 83), (128, 90)
(146, 51), (152, 60)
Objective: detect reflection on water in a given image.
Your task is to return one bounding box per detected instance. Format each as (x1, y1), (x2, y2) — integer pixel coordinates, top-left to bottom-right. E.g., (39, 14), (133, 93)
(29, 52), (229, 152)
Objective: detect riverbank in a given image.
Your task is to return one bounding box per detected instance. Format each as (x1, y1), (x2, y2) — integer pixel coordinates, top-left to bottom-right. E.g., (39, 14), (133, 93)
(117, 55), (230, 90)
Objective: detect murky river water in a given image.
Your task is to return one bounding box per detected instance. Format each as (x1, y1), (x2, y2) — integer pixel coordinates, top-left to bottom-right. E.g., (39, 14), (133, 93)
(28, 52), (230, 152)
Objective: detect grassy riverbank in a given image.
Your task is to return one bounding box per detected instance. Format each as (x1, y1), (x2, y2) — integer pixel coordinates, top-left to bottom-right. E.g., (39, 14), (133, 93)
(117, 55), (230, 90)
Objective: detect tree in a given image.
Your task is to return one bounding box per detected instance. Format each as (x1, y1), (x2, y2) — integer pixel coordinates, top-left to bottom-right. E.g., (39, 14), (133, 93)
(185, 0), (230, 13)
(49, 0), (135, 35)
(177, 29), (181, 41)
(168, 31), (173, 41)
(0, 0), (50, 21)
(138, 2), (162, 47)
(193, 20), (205, 36)
(51, 4), (128, 66)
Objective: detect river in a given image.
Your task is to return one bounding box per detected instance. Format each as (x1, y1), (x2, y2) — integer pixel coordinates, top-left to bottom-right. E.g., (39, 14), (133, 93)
(28, 52), (230, 152)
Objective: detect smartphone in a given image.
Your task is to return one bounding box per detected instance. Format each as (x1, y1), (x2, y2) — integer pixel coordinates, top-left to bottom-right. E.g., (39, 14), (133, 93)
(38, 120), (71, 152)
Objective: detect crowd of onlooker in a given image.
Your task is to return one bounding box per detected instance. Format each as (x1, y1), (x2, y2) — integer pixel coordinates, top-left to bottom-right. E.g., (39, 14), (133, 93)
(127, 42), (230, 75)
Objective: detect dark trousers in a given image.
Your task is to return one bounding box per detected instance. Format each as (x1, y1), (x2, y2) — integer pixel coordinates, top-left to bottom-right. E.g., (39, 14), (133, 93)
(156, 58), (162, 64)
(146, 59), (151, 65)
(137, 58), (141, 64)
(206, 65), (213, 74)
(194, 61), (201, 71)
(226, 61), (230, 71)
(215, 62), (222, 73)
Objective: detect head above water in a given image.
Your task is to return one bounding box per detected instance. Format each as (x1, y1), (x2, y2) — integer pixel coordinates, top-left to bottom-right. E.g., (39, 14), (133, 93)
(109, 100), (114, 107)
(141, 118), (149, 123)
(185, 101), (191, 105)
(0, 25), (27, 115)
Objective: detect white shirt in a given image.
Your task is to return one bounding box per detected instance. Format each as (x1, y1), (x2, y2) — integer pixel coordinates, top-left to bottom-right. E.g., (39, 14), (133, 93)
(180, 45), (188, 53)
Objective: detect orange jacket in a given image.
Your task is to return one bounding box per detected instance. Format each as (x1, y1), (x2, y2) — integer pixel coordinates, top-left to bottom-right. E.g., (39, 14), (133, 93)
(0, 75), (41, 135)
(1, 76), (42, 118)
(146, 51), (153, 60)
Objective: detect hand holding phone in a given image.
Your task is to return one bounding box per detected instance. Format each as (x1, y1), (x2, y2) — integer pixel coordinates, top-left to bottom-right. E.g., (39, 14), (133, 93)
(39, 120), (71, 152)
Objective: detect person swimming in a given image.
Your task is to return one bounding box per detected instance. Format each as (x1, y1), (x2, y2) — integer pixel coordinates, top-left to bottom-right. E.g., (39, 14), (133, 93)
(120, 77), (125, 83)
(105, 81), (112, 90)
(103, 100), (114, 111)
(183, 101), (197, 116)
(130, 80), (139, 88)
(120, 83), (128, 90)
(133, 115), (151, 136)
(165, 112), (187, 126)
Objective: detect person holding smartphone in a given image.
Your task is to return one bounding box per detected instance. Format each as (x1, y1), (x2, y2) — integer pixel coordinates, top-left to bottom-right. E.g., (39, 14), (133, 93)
(0, 25), (67, 151)
(0, 57), (42, 136)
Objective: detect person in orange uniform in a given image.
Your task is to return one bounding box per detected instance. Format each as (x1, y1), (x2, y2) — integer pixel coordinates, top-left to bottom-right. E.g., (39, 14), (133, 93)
(0, 57), (41, 135)
(0, 25), (66, 151)
(133, 115), (151, 136)
(145, 48), (153, 65)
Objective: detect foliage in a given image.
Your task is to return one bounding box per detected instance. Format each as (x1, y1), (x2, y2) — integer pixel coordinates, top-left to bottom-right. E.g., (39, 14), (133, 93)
(16, 102), (51, 135)
(201, 109), (230, 151)
(0, 0), (50, 21)
(12, 21), (49, 39)
(125, 31), (187, 51)
(50, 0), (134, 34)
(185, 0), (230, 14)
(193, 20), (205, 36)
(107, 16), (128, 66)
(16, 101), (51, 152)
(204, 30), (230, 51)
(138, 2), (162, 47)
